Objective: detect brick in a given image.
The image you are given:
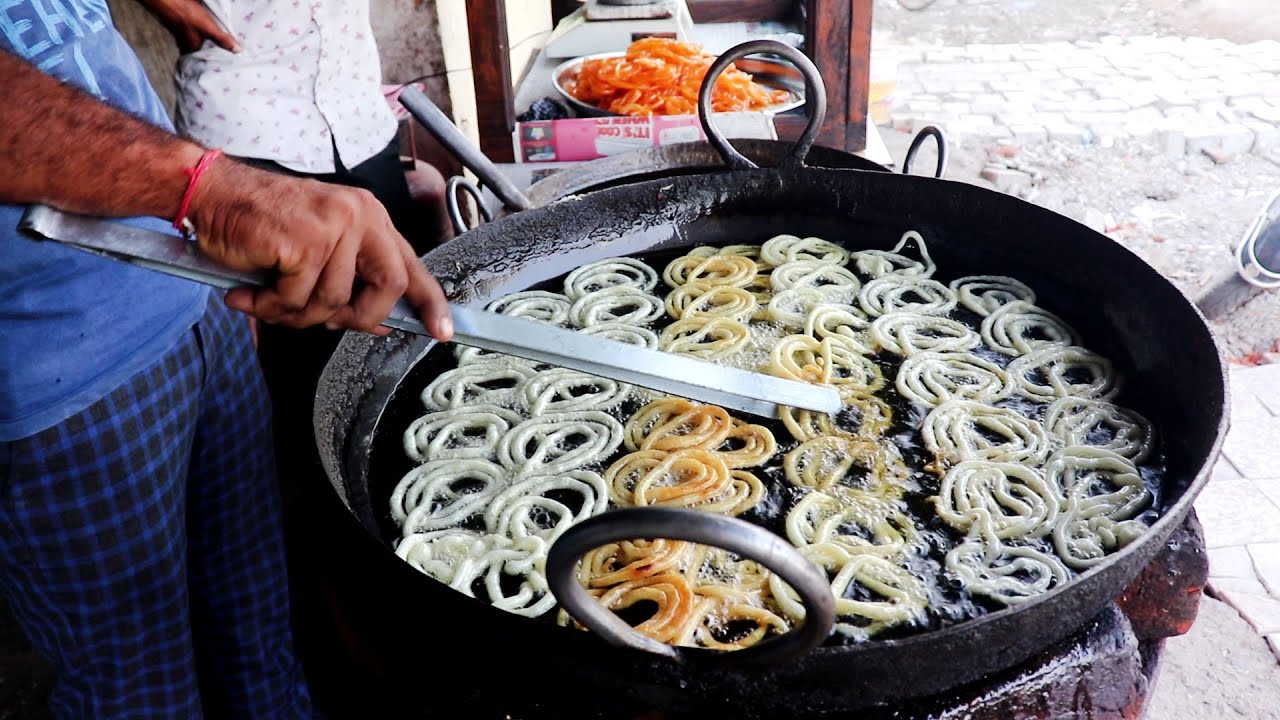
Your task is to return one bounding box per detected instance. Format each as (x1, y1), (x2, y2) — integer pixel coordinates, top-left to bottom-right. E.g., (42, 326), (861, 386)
(1008, 124), (1048, 144)
(995, 112), (1037, 127)
(1121, 93), (1162, 110)
(1184, 125), (1255, 156)
(1209, 545), (1260, 578)
(1203, 147), (1235, 165)
(1090, 124), (1126, 146)
(1237, 365), (1280, 412)
(1221, 124), (1259, 154)
(1209, 575), (1270, 595)
(1193, 477), (1280, 548)
(1212, 458), (1244, 483)
(1243, 101), (1280, 124)
(904, 100), (943, 114)
(1268, 634), (1280, 661)
(958, 113), (995, 126)
(969, 98), (1008, 115)
(1156, 127), (1187, 156)
(1003, 90), (1042, 106)
(1247, 542), (1280, 596)
(1093, 98), (1132, 112)
(1045, 123), (1090, 144)
(1200, 101), (1242, 125)
(1066, 111), (1128, 125)
(1218, 590), (1280, 633)
(1233, 367), (1280, 419)
(1023, 58), (1060, 72)
(1223, 415), (1280, 478)
(1254, 364), (1280, 411)
(1187, 85), (1230, 101)
(1029, 111), (1068, 126)
(1125, 106), (1166, 126)
(963, 125), (1013, 140)
(1155, 90), (1195, 106)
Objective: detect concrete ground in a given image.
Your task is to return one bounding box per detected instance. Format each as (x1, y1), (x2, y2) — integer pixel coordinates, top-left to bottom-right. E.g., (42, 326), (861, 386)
(873, 1), (1280, 717)
(1146, 596), (1280, 720)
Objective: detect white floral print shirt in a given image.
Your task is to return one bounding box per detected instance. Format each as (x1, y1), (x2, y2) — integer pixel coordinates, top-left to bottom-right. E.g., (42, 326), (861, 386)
(174, 0), (398, 173)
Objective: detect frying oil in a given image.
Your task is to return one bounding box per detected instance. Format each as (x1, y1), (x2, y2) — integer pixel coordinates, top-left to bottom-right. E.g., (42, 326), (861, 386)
(367, 243), (1169, 645)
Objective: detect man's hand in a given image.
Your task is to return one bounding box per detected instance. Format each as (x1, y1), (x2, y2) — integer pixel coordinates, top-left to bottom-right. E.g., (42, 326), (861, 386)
(136, 0), (239, 54)
(0, 50), (452, 341)
(187, 158), (453, 340)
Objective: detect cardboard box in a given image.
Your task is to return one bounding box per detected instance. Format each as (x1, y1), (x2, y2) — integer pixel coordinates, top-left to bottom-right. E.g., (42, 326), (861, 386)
(513, 113), (777, 163)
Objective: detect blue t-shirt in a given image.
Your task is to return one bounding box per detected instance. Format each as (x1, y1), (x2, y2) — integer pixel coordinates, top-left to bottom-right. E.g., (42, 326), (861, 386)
(0, 0), (210, 440)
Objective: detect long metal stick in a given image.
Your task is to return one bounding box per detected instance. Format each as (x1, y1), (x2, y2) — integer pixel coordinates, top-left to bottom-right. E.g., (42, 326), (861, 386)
(397, 87), (533, 213)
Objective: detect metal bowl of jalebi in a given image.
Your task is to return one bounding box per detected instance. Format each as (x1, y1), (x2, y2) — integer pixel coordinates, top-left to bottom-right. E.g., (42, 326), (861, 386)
(552, 48), (806, 118)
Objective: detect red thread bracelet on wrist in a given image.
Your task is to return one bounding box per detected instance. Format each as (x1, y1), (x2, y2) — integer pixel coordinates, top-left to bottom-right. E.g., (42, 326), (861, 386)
(172, 148), (224, 237)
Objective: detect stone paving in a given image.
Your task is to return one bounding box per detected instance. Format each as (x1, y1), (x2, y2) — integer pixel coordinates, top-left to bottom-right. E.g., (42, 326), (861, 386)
(1198, 362), (1280, 662)
(884, 35), (1280, 156)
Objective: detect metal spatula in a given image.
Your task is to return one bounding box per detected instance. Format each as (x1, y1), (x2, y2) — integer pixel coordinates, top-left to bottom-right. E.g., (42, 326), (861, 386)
(18, 205), (842, 418)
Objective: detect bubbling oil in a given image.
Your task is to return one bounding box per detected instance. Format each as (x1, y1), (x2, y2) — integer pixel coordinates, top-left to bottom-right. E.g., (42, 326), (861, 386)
(368, 242), (1168, 646)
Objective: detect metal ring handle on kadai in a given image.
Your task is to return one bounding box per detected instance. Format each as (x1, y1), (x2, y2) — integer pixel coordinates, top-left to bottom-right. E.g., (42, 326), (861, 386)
(697, 40), (827, 172)
(902, 125), (949, 179)
(445, 176), (494, 235)
(398, 86), (533, 214)
(545, 507), (836, 665)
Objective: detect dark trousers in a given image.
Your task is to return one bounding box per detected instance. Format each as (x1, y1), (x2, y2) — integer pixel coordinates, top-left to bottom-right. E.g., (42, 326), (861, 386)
(0, 298), (312, 718)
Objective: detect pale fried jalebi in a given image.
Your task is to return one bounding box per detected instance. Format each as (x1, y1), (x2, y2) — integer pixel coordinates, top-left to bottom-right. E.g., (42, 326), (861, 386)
(565, 37), (792, 117)
(760, 234), (850, 266)
(391, 459), (508, 534)
(944, 526), (1070, 606)
(896, 351), (1014, 408)
(402, 405), (523, 463)
(922, 400), (1052, 467)
(933, 461), (1060, 540)
(770, 334), (885, 392)
(1044, 397), (1155, 463)
(665, 284), (757, 322)
(779, 395), (893, 443)
(849, 230), (936, 279)
(563, 257), (659, 300)
(659, 316), (752, 359)
(783, 436), (892, 492)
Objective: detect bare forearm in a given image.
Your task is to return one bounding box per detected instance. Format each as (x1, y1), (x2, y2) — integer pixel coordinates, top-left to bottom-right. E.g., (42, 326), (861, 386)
(0, 49), (203, 220)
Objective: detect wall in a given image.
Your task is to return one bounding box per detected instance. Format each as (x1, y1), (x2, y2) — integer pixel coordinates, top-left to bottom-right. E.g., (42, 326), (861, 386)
(106, 0), (178, 116)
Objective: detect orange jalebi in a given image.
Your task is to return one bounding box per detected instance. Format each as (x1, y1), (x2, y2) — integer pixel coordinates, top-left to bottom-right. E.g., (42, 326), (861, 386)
(566, 37), (792, 116)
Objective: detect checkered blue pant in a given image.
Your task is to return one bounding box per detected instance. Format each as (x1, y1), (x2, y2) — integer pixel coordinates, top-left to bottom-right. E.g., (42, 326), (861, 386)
(0, 299), (313, 718)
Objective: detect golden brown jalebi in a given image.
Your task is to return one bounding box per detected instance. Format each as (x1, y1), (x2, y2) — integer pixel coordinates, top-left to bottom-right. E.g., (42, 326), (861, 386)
(604, 448), (764, 516)
(662, 254), (758, 289)
(587, 573), (700, 643)
(578, 539), (693, 588)
(565, 38), (792, 117)
(770, 334), (885, 393)
(779, 395), (893, 444)
(623, 397), (733, 452)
